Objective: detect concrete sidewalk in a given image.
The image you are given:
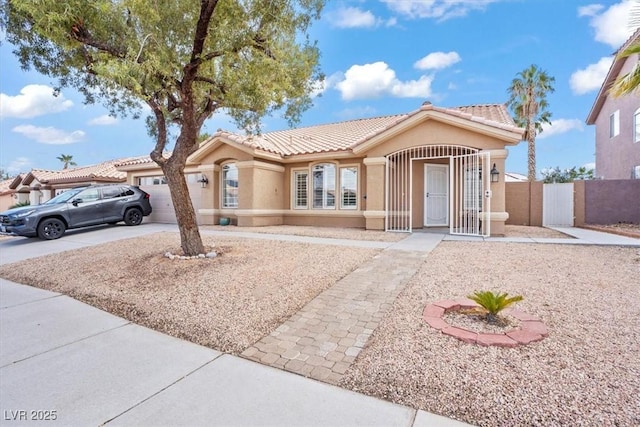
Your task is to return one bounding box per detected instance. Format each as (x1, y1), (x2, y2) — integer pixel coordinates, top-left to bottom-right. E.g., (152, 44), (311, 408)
(444, 226), (640, 247)
(0, 279), (468, 427)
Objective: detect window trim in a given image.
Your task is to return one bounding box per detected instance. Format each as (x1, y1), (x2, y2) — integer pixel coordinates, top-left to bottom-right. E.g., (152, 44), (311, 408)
(292, 169), (309, 209)
(292, 163), (360, 211)
(311, 162), (337, 210)
(221, 162), (239, 209)
(610, 110), (620, 138)
(339, 165), (359, 210)
(634, 108), (640, 143)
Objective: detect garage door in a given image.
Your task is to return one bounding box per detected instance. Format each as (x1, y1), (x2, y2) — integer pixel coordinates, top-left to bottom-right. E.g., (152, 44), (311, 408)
(140, 183), (202, 224)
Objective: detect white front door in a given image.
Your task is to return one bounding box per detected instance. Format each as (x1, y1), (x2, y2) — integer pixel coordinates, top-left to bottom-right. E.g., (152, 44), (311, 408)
(424, 164), (449, 226)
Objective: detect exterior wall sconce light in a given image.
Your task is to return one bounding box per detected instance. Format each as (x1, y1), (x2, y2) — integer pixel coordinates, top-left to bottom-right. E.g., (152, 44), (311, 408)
(490, 163), (500, 183)
(198, 174), (209, 188)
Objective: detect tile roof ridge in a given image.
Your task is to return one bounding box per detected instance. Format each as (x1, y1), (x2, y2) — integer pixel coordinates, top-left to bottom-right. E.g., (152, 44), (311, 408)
(264, 113), (408, 133)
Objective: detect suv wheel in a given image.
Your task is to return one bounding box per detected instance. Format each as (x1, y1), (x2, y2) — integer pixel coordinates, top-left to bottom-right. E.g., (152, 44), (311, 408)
(124, 208), (143, 226)
(38, 218), (66, 240)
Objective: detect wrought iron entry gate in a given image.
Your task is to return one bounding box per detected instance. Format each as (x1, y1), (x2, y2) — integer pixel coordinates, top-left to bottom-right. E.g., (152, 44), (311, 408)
(385, 146), (489, 236)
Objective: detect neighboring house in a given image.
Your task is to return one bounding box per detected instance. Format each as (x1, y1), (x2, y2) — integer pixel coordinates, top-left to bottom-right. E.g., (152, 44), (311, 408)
(118, 102), (523, 236)
(505, 172), (528, 182)
(586, 28), (640, 179)
(0, 177), (20, 211)
(9, 158), (136, 205)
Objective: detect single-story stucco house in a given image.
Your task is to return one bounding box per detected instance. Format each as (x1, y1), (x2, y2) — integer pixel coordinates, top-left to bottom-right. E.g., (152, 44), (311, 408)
(0, 177), (20, 212)
(117, 102), (524, 237)
(7, 159), (138, 206)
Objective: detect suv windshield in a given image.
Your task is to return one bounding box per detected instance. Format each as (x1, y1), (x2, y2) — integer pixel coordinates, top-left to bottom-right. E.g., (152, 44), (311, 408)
(44, 188), (84, 205)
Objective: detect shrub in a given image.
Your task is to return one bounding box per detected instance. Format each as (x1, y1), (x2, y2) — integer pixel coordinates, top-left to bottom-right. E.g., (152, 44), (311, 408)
(467, 290), (523, 324)
(9, 200), (30, 209)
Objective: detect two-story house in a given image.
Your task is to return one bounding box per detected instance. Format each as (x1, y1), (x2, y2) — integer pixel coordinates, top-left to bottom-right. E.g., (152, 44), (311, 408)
(586, 28), (640, 179)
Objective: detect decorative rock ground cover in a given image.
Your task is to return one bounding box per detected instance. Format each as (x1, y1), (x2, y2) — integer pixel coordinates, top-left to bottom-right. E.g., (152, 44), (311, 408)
(423, 298), (548, 347)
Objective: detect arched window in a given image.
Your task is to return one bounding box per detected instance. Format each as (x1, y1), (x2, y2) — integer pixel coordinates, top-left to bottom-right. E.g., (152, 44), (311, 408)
(222, 163), (238, 208)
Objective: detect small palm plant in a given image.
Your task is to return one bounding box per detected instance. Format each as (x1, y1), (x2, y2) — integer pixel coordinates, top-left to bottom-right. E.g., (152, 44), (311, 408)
(467, 291), (523, 324)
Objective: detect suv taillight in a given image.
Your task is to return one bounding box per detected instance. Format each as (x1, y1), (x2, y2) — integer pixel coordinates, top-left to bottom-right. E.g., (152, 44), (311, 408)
(144, 194), (150, 199)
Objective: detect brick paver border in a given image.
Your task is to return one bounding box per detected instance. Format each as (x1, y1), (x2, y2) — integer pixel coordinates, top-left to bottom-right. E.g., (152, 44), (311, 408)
(423, 299), (548, 347)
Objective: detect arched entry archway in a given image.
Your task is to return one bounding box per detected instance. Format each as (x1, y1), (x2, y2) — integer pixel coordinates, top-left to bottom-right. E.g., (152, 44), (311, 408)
(385, 145), (491, 236)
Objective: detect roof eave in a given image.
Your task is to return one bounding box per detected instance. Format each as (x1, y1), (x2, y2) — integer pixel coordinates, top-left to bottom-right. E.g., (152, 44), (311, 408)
(352, 110), (523, 155)
(586, 57), (625, 124)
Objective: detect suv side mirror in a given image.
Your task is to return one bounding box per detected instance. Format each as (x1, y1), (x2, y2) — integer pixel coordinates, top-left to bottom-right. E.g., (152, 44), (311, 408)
(71, 198), (82, 206)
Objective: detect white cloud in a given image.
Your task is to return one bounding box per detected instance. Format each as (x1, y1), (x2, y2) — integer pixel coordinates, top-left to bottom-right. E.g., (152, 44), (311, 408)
(570, 56), (614, 94)
(5, 157), (32, 174)
(88, 115), (118, 126)
(12, 125), (85, 144)
(579, 0), (639, 48)
(330, 7), (376, 28)
(414, 51), (461, 70)
(577, 4), (604, 17)
(381, 0), (498, 21)
(335, 62), (433, 100)
(336, 106), (377, 120)
(0, 85), (73, 119)
(390, 75), (435, 97)
(582, 162), (596, 170)
(538, 119), (584, 139)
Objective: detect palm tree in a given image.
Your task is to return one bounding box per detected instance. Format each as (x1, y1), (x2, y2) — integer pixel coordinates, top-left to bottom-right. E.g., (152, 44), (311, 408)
(57, 154), (77, 169)
(610, 40), (640, 97)
(507, 65), (555, 181)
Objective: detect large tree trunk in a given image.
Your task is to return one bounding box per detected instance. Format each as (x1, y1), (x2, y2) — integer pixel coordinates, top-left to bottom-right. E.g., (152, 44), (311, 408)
(162, 159), (205, 256)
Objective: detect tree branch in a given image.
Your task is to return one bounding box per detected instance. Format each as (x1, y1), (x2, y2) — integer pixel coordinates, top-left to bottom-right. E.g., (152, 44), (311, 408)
(69, 18), (126, 58)
(148, 99), (168, 166)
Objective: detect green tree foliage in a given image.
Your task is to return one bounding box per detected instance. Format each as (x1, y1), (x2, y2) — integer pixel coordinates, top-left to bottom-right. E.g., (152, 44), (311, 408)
(467, 290), (523, 324)
(56, 154), (77, 169)
(0, 168), (13, 180)
(541, 166), (595, 183)
(507, 65), (555, 182)
(1, 0), (324, 255)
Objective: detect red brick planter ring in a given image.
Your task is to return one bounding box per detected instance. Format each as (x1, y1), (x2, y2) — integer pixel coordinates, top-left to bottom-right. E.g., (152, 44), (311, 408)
(423, 299), (548, 347)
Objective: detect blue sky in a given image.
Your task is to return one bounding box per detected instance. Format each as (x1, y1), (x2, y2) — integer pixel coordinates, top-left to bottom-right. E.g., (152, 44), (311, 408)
(0, 0), (637, 177)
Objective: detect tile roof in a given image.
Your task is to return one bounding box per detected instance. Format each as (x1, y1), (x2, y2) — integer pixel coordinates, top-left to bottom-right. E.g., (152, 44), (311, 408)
(117, 103), (521, 168)
(0, 178), (15, 195)
(114, 153), (174, 168)
(215, 103), (519, 157)
(18, 158), (137, 186)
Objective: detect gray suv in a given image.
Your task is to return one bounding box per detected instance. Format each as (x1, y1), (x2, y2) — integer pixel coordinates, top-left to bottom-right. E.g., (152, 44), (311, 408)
(0, 184), (152, 240)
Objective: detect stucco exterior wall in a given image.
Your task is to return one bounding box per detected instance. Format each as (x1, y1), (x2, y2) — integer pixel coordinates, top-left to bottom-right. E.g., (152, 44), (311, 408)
(0, 194), (15, 211)
(594, 54), (640, 179)
(365, 120), (507, 158)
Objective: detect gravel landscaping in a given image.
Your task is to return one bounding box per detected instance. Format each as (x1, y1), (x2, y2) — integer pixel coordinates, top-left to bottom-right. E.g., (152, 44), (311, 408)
(0, 232), (378, 354)
(340, 241), (640, 427)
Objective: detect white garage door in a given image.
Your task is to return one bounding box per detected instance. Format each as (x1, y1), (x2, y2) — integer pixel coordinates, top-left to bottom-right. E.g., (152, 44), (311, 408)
(140, 183), (202, 224)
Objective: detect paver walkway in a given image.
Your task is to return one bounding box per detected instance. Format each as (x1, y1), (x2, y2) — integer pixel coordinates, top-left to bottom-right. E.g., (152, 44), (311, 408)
(242, 235), (440, 384)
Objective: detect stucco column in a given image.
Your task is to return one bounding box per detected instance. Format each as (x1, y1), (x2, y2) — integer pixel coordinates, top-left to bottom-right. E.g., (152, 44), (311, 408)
(197, 164), (218, 225)
(235, 160), (284, 227)
(29, 186), (42, 206)
(363, 157), (386, 230)
(485, 149), (509, 236)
